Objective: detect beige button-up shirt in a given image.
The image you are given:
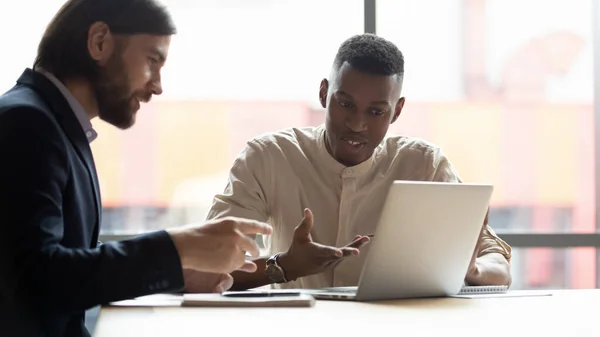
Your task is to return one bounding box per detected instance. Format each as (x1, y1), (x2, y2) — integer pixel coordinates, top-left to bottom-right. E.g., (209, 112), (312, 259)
(206, 125), (511, 289)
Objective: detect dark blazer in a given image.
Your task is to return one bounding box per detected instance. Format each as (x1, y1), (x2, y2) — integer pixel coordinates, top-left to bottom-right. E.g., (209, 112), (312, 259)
(0, 69), (185, 337)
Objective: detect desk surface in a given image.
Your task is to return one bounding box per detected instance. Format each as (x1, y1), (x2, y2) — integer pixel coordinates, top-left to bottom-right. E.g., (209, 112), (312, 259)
(94, 289), (598, 337)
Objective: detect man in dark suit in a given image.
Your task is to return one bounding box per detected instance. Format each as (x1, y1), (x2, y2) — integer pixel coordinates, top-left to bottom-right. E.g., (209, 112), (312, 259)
(0, 1), (272, 336)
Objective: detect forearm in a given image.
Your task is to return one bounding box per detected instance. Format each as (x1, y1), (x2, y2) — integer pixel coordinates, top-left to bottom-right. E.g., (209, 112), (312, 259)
(5, 230), (185, 313)
(230, 258), (273, 290)
(465, 253), (512, 286)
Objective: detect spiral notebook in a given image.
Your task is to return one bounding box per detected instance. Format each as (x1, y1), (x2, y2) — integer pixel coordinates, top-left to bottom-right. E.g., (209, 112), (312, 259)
(452, 285), (553, 299)
(457, 285), (508, 295)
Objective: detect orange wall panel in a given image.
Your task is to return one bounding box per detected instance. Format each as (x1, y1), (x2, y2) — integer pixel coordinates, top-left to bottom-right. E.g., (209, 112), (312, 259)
(120, 106), (160, 205)
(90, 120), (125, 206)
(155, 101), (231, 204)
(428, 102), (505, 203)
(227, 101), (310, 160)
(389, 101), (432, 140)
(90, 100), (593, 210)
(533, 105), (576, 204)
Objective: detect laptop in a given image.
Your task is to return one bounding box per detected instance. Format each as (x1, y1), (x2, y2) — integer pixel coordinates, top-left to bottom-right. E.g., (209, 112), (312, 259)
(306, 180), (493, 301)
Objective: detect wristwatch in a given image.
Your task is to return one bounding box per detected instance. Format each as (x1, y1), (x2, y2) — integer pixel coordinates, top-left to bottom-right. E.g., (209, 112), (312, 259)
(265, 253), (289, 284)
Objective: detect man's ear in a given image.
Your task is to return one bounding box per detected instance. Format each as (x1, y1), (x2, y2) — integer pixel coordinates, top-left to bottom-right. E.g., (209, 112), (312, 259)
(87, 21), (115, 66)
(391, 97), (405, 124)
(319, 79), (328, 108)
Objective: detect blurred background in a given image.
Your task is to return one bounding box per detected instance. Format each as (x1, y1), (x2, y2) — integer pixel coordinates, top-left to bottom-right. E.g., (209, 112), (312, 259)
(1, 0), (598, 290)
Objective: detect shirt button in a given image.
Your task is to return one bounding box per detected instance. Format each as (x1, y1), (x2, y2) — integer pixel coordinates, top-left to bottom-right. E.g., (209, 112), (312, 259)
(86, 131), (93, 138)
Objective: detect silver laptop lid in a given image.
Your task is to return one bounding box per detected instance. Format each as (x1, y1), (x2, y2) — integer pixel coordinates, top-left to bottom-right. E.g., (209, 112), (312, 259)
(354, 180), (493, 301)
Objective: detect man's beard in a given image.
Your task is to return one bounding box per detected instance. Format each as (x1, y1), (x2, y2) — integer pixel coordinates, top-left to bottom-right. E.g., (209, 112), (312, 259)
(91, 54), (139, 130)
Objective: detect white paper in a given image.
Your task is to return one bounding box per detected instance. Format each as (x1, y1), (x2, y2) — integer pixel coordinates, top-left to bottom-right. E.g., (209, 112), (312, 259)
(451, 290), (553, 299)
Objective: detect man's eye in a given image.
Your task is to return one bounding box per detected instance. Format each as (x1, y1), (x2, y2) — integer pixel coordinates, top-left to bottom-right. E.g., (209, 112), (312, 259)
(370, 109), (385, 116)
(337, 100), (352, 108)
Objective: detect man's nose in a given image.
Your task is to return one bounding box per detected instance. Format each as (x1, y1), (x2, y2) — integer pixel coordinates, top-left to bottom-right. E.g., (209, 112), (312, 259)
(150, 73), (163, 96)
(345, 112), (367, 132)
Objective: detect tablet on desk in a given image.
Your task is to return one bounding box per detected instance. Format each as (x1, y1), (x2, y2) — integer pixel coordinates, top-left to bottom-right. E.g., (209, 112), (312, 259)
(182, 291), (315, 308)
(222, 290), (302, 297)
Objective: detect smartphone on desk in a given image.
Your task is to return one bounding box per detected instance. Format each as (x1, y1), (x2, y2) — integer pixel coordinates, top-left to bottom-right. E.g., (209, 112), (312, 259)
(222, 290), (302, 298)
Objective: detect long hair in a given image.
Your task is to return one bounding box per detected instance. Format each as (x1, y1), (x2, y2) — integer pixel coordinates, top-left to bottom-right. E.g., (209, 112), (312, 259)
(34, 0), (176, 81)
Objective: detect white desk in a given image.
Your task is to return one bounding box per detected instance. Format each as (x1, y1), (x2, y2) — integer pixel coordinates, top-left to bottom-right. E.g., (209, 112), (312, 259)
(93, 290), (598, 337)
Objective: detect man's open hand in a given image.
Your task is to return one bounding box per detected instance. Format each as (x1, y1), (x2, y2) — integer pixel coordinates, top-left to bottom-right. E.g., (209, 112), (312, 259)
(278, 208), (370, 280)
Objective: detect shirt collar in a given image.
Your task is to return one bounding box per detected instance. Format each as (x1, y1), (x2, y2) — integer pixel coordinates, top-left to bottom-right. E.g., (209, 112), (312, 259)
(315, 124), (376, 178)
(35, 68), (98, 143)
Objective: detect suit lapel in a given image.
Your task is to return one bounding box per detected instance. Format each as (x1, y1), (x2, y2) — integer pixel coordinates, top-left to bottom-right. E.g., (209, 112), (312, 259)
(16, 69), (102, 237)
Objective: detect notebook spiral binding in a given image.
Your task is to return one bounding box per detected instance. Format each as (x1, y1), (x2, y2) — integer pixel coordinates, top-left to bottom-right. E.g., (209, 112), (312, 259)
(457, 285), (509, 295)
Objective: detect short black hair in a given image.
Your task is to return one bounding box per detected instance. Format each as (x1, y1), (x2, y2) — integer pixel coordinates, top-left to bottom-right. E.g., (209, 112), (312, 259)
(332, 33), (404, 80)
(34, 0), (176, 82)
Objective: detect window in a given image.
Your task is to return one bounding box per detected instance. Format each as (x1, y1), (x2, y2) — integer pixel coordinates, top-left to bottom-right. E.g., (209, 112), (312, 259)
(89, 0), (364, 233)
(0, 1), (67, 90)
(2, 0), (598, 290)
(377, 0), (596, 289)
(510, 248), (596, 289)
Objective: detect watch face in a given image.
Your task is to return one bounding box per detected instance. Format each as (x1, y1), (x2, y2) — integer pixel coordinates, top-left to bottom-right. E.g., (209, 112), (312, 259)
(266, 264), (285, 283)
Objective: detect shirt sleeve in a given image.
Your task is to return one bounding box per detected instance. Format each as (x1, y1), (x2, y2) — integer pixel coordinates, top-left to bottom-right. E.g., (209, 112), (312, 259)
(206, 140), (271, 223)
(430, 149), (512, 262)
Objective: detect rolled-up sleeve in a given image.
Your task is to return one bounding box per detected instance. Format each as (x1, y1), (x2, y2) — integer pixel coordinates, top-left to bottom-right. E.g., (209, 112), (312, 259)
(479, 222), (512, 262)
(430, 148), (512, 262)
